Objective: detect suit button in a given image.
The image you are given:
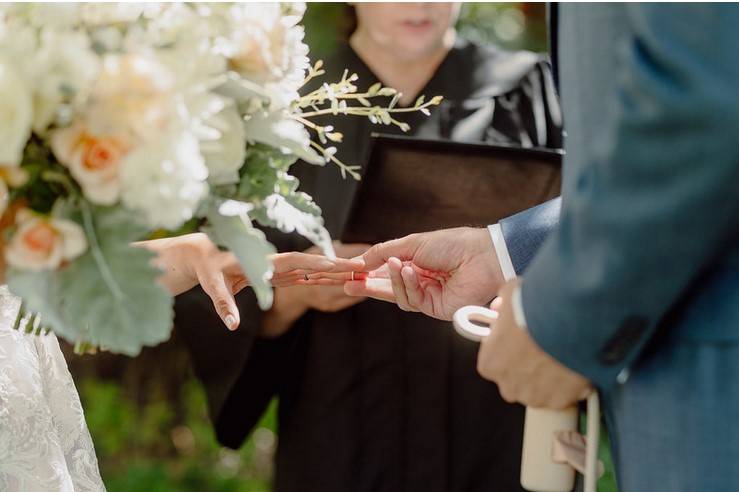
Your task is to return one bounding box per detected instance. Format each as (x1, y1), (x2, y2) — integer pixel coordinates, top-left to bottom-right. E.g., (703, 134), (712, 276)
(598, 315), (649, 365)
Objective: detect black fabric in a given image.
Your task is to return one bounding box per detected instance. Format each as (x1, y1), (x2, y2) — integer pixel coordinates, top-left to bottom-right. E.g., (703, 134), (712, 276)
(176, 39), (563, 492)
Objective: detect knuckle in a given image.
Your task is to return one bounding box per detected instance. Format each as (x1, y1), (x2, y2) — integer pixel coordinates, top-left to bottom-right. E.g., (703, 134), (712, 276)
(498, 384), (517, 404)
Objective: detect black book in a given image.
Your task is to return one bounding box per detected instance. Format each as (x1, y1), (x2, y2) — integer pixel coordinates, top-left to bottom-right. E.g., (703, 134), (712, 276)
(341, 134), (563, 244)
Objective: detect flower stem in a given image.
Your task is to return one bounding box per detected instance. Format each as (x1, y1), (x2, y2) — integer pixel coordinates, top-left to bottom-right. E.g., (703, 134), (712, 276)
(80, 201), (125, 301)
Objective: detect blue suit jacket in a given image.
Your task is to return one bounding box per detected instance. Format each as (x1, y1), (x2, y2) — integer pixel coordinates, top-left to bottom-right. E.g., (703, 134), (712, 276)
(499, 4), (739, 390)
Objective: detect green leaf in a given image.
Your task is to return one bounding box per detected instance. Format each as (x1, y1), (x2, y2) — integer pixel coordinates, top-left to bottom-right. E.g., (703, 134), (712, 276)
(204, 201), (276, 310)
(7, 206), (173, 356)
(243, 109), (324, 165)
(252, 193), (334, 258)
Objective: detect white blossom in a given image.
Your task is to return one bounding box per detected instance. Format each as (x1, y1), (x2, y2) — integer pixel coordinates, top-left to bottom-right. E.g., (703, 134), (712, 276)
(119, 130), (208, 230)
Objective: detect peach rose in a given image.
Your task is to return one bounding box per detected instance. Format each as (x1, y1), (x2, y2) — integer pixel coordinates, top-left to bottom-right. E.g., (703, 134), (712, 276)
(51, 121), (130, 205)
(5, 209), (87, 272)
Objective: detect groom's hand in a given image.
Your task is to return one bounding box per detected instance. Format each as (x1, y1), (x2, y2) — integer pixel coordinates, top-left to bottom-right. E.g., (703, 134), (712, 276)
(477, 280), (593, 410)
(344, 227), (505, 320)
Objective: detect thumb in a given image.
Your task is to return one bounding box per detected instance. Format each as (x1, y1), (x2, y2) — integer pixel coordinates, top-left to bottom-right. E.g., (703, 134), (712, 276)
(344, 278), (396, 303)
(200, 272), (241, 331)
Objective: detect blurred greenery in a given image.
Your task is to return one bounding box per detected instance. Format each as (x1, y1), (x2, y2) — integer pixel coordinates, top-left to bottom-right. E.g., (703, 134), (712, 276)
(68, 4), (618, 492)
(80, 374), (277, 492)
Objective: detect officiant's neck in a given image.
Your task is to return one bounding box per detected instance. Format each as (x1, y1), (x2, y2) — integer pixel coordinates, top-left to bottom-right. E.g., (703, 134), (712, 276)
(350, 28), (455, 107)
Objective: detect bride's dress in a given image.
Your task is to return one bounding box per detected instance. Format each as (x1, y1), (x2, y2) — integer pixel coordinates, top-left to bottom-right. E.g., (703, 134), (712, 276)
(0, 286), (105, 491)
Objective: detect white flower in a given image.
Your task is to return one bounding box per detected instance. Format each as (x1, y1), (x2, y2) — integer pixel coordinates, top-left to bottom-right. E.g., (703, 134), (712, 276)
(86, 54), (179, 143)
(31, 29), (101, 132)
(2, 3), (80, 30)
(197, 105), (246, 185)
(119, 130), (208, 230)
(51, 121), (131, 205)
(0, 59), (32, 166)
(79, 3), (147, 25)
(5, 210), (87, 272)
(224, 3), (310, 108)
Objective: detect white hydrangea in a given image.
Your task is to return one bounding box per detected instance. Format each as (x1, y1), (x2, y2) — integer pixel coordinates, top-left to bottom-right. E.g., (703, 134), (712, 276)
(223, 2), (310, 108)
(119, 130), (208, 230)
(1, 3), (81, 30)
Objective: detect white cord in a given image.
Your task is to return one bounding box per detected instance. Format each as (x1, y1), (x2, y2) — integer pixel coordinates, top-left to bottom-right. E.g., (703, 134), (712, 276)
(584, 392), (601, 492)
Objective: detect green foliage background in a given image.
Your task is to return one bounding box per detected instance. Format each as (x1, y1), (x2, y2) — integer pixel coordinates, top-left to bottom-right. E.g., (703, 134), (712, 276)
(68, 4), (616, 492)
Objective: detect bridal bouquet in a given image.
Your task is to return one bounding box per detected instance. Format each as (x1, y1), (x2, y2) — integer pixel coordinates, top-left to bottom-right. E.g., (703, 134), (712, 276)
(0, 3), (440, 354)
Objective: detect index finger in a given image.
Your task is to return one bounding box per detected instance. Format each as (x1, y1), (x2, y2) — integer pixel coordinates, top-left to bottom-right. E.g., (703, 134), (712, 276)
(272, 251), (365, 274)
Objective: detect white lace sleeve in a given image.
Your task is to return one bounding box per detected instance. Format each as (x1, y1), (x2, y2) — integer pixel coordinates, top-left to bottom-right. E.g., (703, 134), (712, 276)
(0, 286), (105, 492)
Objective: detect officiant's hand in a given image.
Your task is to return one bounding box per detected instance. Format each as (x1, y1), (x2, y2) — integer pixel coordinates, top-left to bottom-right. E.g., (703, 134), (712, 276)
(140, 234), (365, 330)
(261, 242), (371, 337)
(344, 228), (504, 320)
(477, 281), (593, 409)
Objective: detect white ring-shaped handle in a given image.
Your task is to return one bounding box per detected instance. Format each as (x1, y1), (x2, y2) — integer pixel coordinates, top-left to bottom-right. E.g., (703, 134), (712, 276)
(453, 305), (498, 342)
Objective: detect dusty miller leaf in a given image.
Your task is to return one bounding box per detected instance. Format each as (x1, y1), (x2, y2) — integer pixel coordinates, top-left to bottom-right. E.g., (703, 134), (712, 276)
(7, 206), (173, 356)
(204, 201), (276, 310)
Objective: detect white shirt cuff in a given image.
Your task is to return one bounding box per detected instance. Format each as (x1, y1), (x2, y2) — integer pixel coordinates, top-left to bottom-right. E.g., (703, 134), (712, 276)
(487, 224), (516, 281)
(511, 284), (528, 329)
(487, 224), (528, 329)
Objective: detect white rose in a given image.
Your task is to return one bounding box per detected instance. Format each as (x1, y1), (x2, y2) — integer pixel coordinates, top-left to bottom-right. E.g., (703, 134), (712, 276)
(5, 210), (87, 272)
(119, 130), (208, 230)
(0, 59), (32, 166)
(51, 121), (131, 205)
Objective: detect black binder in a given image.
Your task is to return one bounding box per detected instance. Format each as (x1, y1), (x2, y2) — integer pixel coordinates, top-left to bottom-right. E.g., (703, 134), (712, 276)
(341, 134), (562, 244)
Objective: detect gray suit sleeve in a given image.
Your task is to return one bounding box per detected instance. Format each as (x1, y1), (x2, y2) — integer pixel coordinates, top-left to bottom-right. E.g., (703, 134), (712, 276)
(522, 5), (739, 389)
(499, 198), (561, 275)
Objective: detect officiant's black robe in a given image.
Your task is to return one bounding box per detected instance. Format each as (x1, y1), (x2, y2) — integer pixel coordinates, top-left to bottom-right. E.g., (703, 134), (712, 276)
(176, 39), (562, 492)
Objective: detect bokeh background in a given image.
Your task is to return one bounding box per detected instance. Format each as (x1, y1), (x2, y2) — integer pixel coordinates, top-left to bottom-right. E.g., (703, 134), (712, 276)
(64, 4), (617, 492)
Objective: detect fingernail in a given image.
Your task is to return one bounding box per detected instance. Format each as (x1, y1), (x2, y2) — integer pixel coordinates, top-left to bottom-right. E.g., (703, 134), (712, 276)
(225, 314), (237, 330)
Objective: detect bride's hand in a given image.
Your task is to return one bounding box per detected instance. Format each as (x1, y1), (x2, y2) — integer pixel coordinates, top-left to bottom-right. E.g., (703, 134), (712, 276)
(137, 233), (365, 330)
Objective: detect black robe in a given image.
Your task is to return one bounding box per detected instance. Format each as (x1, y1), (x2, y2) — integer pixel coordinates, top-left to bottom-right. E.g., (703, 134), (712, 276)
(176, 39), (563, 492)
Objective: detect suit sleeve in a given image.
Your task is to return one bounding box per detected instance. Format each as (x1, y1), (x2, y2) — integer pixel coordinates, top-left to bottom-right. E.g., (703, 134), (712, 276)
(498, 198), (561, 275)
(521, 5), (739, 390)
